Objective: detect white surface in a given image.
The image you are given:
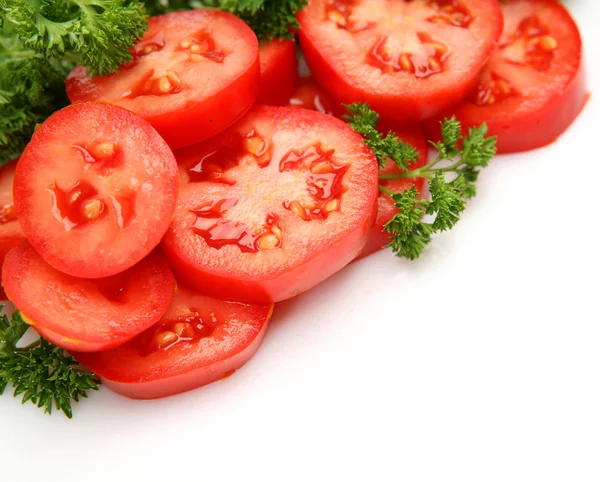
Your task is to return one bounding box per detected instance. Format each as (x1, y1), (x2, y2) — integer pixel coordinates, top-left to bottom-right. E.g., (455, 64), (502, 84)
(2, 2), (600, 481)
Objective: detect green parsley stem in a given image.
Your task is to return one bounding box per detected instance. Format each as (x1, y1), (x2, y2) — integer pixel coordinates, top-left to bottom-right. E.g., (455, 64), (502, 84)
(378, 184), (394, 196)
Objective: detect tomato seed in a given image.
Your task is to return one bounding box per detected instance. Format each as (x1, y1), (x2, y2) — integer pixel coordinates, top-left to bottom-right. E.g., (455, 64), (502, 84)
(539, 35), (558, 51)
(258, 233), (280, 250)
(154, 331), (178, 347)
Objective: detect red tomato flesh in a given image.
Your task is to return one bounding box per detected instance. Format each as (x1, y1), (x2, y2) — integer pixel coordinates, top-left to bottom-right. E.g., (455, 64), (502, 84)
(162, 105), (379, 303)
(286, 79), (429, 259)
(73, 284), (273, 400)
(258, 39), (299, 105)
(0, 163), (25, 299)
(3, 242), (175, 352)
(298, 0), (503, 125)
(359, 125), (429, 258)
(288, 76), (341, 116)
(14, 103), (178, 279)
(424, 0), (587, 153)
(67, 10), (260, 150)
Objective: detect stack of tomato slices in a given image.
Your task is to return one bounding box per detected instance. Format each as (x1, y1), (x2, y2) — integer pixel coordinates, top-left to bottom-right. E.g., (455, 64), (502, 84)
(1, 1), (587, 401)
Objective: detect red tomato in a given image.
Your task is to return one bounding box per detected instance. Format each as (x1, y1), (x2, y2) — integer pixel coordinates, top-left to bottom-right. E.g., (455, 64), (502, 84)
(424, 0), (587, 153)
(14, 103), (178, 279)
(0, 162), (25, 299)
(73, 284), (273, 399)
(3, 242), (175, 352)
(258, 39), (298, 105)
(359, 126), (429, 259)
(162, 105), (379, 304)
(288, 76), (341, 116)
(66, 11), (260, 150)
(297, 0), (503, 125)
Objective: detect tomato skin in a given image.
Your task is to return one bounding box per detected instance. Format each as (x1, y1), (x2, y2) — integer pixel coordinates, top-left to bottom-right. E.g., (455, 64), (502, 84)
(298, 0), (503, 126)
(13, 103), (179, 279)
(358, 126), (429, 259)
(0, 162), (25, 299)
(66, 10), (260, 150)
(73, 285), (273, 400)
(3, 242), (175, 352)
(258, 39), (298, 105)
(162, 105), (379, 304)
(424, 0), (587, 153)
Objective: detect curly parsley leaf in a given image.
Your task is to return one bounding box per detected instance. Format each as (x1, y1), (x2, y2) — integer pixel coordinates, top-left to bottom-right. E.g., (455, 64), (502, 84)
(0, 307), (99, 418)
(346, 103), (497, 260)
(1, 0), (148, 76)
(343, 103), (419, 170)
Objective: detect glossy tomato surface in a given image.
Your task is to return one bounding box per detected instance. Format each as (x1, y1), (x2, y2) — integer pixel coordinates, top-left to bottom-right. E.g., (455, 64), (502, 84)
(298, 0), (503, 125)
(258, 39), (298, 105)
(67, 10), (260, 149)
(3, 243), (175, 352)
(162, 105), (379, 303)
(288, 76), (341, 116)
(0, 162), (25, 299)
(74, 284), (273, 400)
(424, 0), (587, 153)
(14, 103), (178, 279)
(359, 125), (429, 258)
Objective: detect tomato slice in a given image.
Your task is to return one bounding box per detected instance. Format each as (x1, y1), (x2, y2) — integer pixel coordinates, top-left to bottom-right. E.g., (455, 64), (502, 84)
(3, 242), (175, 352)
(288, 76), (341, 116)
(162, 105), (379, 303)
(73, 283), (272, 399)
(298, 0), (503, 125)
(14, 103), (178, 279)
(0, 162), (26, 300)
(424, 0), (587, 153)
(258, 39), (299, 105)
(359, 125), (429, 259)
(66, 10), (260, 150)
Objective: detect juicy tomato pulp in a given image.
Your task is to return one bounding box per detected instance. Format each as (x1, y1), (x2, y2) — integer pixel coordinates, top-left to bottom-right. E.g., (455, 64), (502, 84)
(2, 243), (175, 352)
(67, 10), (260, 149)
(298, 0), (503, 125)
(74, 284), (273, 399)
(286, 79), (428, 259)
(162, 106), (379, 303)
(258, 39), (299, 105)
(0, 163), (25, 299)
(14, 103), (178, 279)
(424, 0), (587, 153)
(359, 126), (429, 258)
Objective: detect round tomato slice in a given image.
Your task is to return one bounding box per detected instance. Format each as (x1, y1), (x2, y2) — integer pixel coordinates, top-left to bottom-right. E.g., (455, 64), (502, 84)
(0, 162), (26, 300)
(359, 126), (429, 259)
(162, 105), (379, 304)
(424, 0), (587, 153)
(2, 242), (175, 352)
(258, 39), (299, 105)
(73, 284), (273, 399)
(298, 0), (503, 125)
(66, 10), (260, 150)
(288, 76), (340, 116)
(14, 103), (178, 279)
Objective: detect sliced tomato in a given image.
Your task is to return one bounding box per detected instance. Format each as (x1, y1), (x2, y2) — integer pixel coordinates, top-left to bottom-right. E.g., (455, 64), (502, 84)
(162, 105), (379, 304)
(424, 0), (587, 153)
(288, 76), (341, 116)
(286, 81), (429, 259)
(73, 284), (273, 399)
(14, 103), (178, 279)
(298, 0), (503, 125)
(0, 162), (26, 299)
(3, 242), (175, 352)
(359, 125), (429, 259)
(66, 10), (260, 150)
(258, 39), (299, 105)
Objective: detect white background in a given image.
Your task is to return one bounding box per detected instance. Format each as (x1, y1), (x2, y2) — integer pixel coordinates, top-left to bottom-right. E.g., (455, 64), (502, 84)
(2, 2), (600, 481)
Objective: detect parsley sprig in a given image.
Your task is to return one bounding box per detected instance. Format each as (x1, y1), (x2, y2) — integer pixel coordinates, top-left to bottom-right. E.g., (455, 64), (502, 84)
(144, 0), (306, 41)
(0, 307), (99, 418)
(345, 103), (497, 260)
